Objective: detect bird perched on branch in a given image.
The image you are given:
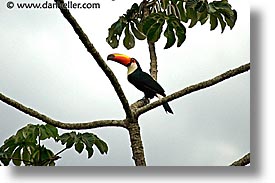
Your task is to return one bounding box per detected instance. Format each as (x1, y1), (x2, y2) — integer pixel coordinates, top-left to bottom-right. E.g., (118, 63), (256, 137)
(107, 53), (173, 114)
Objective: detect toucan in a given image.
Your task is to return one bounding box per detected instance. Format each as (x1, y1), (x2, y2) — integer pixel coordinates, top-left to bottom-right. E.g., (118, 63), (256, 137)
(107, 53), (173, 114)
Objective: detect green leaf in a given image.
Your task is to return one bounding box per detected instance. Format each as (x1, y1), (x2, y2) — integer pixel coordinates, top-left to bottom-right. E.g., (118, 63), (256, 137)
(14, 129), (25, 144)
(198, 11), (209, 25)
(167, 16), (186, 47)
(39, 126), (48, 140)
(142, 13), (164, 34)
(75, 142), (84, 154)
(12, 146), (22, 166)
(208, 3), (216, 14)
(111, 17), (126, 36)
(208, 0), (237, 30)
(185, 0), (201, 25)
(1, 136), (16, 152)
(164, 25), (176, 49)
(59, 132), (77, 149)
(0, 145), (13, 166)
(123, 24), (135, 49)
(94, 137), (108, 155)
(45, 124), (59, 140)
(131, 3), (139, 12)
(6, 144), (17, 155)
(176, 1), (188, 23)
(22, 124), (39, 143)
(212, 0), (232, 10)
(175, 23), (186, 47)
(66, 137), (75, 149)
(59, 133), (70, 145)
(187, 8), (198, 28)
(106, 36), (119, 49)
(22, 146), (31, 165)
(147, 19), (165, 42)
(130, 22), (146, 40)
(80, 133), (97, 158)
(210, 14), (218, 30)
(196, 1), (209, 25)
(86, 146), (94, 159)
(216, 13), (226, 33)
(224, 9), (237, 29)
(106, 17), (127, 48)
(81, 133), (95, 149)
(0, 152), (10, 166)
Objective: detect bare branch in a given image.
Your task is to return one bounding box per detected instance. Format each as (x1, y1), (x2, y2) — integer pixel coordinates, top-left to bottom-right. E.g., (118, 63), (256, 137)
(136, 63), (250, 115)
(54, 0), (133, 119)
(230, 153), (250, 166)
(0, 92), (126, 129)
(148, 41), (158, 80)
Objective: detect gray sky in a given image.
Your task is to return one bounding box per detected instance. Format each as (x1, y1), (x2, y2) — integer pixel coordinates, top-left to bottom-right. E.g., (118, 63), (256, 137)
(0, 0), (249, 166)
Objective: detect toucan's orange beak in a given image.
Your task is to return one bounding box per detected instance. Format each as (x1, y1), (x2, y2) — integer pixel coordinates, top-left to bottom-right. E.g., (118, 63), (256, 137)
(107, 53), (131, 67)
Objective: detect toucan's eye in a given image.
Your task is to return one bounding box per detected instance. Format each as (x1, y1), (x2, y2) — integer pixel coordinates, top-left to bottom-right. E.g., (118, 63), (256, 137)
(131, 58), (136, 63)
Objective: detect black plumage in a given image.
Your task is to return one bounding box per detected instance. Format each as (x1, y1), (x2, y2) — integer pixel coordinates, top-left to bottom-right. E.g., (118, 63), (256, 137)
(127, 62), (173, 114)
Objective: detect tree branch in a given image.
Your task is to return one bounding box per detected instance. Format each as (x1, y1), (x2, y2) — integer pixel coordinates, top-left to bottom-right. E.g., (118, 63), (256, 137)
(54, 0), (133, 119)
(136, 63), (250, 115)
(148, 41), (158, 80)
(230, 152), (250, 166)
(0, 92), (126, 129)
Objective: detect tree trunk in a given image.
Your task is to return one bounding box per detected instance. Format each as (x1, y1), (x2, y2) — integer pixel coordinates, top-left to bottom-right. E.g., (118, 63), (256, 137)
(127, 119), (146, 166)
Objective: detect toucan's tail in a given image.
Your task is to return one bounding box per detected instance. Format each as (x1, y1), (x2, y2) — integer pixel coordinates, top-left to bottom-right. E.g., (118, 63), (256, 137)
(156, 94), (174, 114)
(163, 102), (173, 114)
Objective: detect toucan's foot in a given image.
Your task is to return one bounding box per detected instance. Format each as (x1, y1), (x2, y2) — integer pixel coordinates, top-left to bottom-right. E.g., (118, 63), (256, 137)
(136, 97), (150, 106)
(141, 97), (150, 104)
(131, 97), (150, 109)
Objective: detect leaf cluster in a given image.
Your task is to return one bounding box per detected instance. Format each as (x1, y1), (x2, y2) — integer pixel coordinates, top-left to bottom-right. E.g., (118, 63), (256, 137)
(59, 132), (108, 159)
(106, 0), (237, 50)
(106, 3), (146, 49)
(0, 124), (108, 166)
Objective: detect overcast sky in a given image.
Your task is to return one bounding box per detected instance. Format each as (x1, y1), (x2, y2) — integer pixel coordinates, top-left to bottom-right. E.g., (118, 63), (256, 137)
(0, 0), (249, 166)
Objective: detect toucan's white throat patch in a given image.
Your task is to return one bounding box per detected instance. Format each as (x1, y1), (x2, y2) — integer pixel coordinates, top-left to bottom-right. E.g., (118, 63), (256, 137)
(127, 62), (138, 75)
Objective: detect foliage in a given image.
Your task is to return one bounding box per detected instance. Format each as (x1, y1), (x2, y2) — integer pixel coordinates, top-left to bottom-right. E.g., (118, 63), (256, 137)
(0, 124), (108, 166)
(59, 131), (108, 159)
(106, 0), (237, 49)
